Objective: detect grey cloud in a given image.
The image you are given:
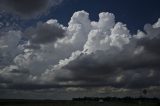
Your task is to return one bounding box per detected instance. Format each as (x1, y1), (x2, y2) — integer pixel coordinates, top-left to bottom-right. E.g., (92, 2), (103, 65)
(60, 50), (160, 89)
(138, 25), (160, 54)
(24, 21), (66, 44)
(0, 31), (22, 68)
(60, 51), (160, 89)
(0, 66), (31, 84)
(0, 0), (63, 19)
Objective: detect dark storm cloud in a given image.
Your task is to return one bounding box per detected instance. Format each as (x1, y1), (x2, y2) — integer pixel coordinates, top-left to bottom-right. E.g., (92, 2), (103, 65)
(138, 24), (160, 54)
(0, 67), (30, 82)
(138, 37), (160, 55)
(0, 83), (121, 90)
(0, 0), (62, 19)
(24, 21), (66, 44)
(60, 50), (160, 89)
(9, 68), (30, 74)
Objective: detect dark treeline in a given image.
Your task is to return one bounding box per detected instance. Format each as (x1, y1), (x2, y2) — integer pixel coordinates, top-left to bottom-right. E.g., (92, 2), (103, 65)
(72, 97), (159, 102)
(0, 97), (159, 106)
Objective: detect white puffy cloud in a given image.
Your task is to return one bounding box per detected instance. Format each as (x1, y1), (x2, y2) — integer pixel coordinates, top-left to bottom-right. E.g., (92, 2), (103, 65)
(84, 12), (115, 53)
(153, 18), (160, 28)
(56, 10), (91, 51)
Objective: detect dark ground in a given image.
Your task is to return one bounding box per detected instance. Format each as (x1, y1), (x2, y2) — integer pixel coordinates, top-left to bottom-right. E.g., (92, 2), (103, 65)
(0, 99), (160, 106)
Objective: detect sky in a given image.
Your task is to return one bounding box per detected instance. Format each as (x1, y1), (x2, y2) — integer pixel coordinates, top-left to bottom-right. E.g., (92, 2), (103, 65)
(0, 0), (160, 100)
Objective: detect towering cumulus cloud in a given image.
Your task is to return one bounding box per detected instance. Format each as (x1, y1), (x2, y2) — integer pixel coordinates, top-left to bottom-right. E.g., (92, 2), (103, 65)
(0, 10), (160, 99)
(0, 0), (63, 19)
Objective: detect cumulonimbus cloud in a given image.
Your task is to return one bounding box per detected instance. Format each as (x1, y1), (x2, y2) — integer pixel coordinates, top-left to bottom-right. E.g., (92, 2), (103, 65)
(0, 10), (160, 98)
(42, 11), (160, 90)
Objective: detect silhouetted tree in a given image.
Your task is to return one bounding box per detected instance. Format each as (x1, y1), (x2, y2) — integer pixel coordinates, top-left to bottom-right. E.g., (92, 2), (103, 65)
(143, 89), (147, 96)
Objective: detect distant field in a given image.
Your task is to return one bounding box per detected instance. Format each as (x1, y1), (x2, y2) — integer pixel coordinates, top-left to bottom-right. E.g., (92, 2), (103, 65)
(0, 100), (160, 106)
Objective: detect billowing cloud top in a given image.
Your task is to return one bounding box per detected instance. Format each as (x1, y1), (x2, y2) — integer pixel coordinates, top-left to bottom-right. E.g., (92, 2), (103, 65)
(0, 10), (160, 99)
